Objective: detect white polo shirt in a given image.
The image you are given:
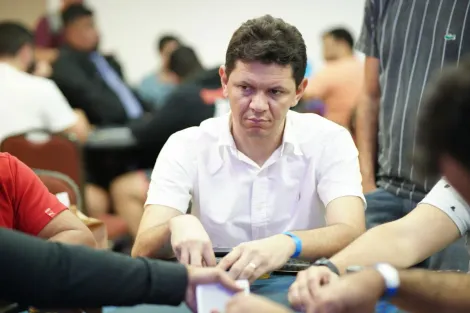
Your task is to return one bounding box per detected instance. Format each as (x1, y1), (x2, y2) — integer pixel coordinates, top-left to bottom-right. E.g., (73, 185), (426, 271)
(420, 178), (470, 238)
(0, 63), (77, 143)
(146, 110), (365, 249)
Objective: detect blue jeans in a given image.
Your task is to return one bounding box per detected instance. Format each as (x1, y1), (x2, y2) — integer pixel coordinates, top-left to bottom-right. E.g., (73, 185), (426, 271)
(366, 189), (469, 313)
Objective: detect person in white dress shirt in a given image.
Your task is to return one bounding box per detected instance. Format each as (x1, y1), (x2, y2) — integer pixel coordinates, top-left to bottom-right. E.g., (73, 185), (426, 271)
(0, 21), (89, 144)
(132, 15), (366, 283)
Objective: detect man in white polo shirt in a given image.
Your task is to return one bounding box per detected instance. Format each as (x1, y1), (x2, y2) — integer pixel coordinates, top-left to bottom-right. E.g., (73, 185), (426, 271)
(132, 15), (366, 282)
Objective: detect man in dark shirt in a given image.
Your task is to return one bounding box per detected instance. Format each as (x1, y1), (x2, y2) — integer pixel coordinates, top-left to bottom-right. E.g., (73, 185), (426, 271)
(110, 46), (224, 238)
(131, 46), (223, 148)
(52, 4), (150, 126)
(0, 227), (240, 310)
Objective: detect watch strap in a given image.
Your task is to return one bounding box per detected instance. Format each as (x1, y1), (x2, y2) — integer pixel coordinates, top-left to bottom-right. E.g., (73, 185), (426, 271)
(313, 257), (340, 276)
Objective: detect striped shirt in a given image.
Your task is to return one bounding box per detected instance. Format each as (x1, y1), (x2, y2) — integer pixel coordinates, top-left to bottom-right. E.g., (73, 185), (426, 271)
(357, 0), (470, 202)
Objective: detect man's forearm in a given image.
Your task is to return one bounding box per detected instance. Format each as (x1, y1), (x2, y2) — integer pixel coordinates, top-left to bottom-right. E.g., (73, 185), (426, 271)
(356, 93), (380, 186)
(391, 269), (470, 313)
(293, 223), (363, 260)
(330, 222), (417, 273)
(1, 228), (188, 308)
(132, 223), (174, 258)
(48, 229), (97, 248)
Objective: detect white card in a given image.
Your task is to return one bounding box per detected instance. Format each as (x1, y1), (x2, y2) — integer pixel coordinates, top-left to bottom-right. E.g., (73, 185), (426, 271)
(196, 280), (250, 313)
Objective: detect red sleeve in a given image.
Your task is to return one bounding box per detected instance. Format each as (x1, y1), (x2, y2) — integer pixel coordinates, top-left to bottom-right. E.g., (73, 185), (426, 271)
(9, 155), (68, 235)
(34, 16), (53, 48)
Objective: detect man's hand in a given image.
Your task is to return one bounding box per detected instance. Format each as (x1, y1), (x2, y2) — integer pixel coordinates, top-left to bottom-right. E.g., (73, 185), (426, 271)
(225, 294), (292, 313)
(169, 215), (216, 267)
(297, 269), (386, 313)
(288, 266), (339, 311)
(184, 266), (242, 312)
(217, 235), (295, 283)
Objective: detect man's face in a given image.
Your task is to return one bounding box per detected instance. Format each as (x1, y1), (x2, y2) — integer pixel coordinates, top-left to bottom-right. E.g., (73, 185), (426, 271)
(66, 16), (99, 52)
(160, 40), (179, 69)
(322, 35), (341, 62)
(220, 61), (307, 139)
(440, 155), (470, 204)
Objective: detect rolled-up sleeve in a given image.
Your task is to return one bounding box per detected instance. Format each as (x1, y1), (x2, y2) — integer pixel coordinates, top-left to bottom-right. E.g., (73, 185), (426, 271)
(356, 0), (380, 58)
(145, 130), (197, 213)
(420, 178), (470, 236)
(317, 129), (366, 208)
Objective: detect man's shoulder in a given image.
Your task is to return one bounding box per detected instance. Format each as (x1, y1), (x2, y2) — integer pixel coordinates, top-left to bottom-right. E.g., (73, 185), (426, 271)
(288, 111), (353, 156)
(166, 115), (225, 147)
(289, 111), (349, 138)
(21, 73), (61, 98)
(0, 153), (16, 183)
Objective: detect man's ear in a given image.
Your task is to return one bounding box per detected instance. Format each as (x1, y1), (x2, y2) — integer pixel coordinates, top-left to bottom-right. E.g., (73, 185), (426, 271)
(219, 65), (229, 98)
(293, 78), (309, 107)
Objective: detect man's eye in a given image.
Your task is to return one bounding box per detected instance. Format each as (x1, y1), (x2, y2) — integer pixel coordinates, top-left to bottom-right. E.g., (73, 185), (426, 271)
(270, 89), (282, 95)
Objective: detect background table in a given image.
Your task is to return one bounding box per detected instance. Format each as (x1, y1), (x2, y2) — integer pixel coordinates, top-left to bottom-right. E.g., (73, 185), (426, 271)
(107, 274), (297, 313)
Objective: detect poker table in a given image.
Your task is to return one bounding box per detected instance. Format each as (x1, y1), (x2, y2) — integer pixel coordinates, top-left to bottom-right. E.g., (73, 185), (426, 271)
(106, 274), (297, 313)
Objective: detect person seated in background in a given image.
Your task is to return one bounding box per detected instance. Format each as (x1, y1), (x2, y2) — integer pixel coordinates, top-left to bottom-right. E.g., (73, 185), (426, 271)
(52, 3), (152, 127)
(279, 59), (470, 313)
(0, 152), (96, 247)
(109, 45), (222, 239)
(0, 21), (90, 144)
(137, 34), (180, 110)
(303, 28), (363, 131)
(132, 15), (366, 284)
(34, 0), (82, 63)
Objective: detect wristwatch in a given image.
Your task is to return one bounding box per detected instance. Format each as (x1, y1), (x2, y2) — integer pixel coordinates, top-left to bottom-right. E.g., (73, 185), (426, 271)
(312, 257), (340, 276)
(375, 263), (400, 300)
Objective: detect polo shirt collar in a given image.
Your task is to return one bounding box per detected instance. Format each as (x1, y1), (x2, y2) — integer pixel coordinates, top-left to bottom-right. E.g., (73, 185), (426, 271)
(217, 110), (303, 159)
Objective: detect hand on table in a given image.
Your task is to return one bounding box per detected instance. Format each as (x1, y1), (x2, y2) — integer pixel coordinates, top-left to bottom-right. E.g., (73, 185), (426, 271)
(185, 266), (242, 312)
(169, 215), (216, 267)
(290, 269), (385, 313)
(224, 294), (292, 313)
(288, 266), (339, 311)
(217, 234), (295, 283)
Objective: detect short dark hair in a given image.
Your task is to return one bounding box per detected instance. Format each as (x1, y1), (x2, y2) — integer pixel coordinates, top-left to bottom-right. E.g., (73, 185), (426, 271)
(324, 28), (354, 49)
(225, 15), (307, 87)
(416, 57), (470, 177)
(0, 22), (33, 57)
(168, 46), (203, 80)
(158, 35), (179, 52)
(62, 3), (93, 27)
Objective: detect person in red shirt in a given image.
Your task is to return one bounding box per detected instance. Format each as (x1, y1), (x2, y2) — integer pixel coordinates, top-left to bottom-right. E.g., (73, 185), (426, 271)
(0, 152), (95, 246)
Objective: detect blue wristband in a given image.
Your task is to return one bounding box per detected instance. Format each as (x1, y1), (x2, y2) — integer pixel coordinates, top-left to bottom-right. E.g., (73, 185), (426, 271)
(282, 231), (302, 258)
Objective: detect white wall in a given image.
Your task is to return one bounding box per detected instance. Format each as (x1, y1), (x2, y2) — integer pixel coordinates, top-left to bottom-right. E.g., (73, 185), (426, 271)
(51, 0), (366, 84)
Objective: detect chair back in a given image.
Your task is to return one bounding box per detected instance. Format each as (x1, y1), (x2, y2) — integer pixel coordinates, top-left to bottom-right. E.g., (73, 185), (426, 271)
(34, 169), (83, 212)
(1, 131), (85, 196)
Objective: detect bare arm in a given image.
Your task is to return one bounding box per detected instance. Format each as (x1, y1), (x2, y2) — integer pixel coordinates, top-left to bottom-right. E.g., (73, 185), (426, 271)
(38, 210), (97, 248)
(391, 269), (470, 313)
(356, 57), (381, 192)
(330, 204), (461, 273)
(292, 196), (365, 260)
(132, 204), (182, 258)
(61, 109), (92, 143)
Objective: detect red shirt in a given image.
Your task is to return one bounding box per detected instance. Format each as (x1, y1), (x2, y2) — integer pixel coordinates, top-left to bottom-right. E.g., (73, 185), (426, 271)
(0, 153), (67, 235)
